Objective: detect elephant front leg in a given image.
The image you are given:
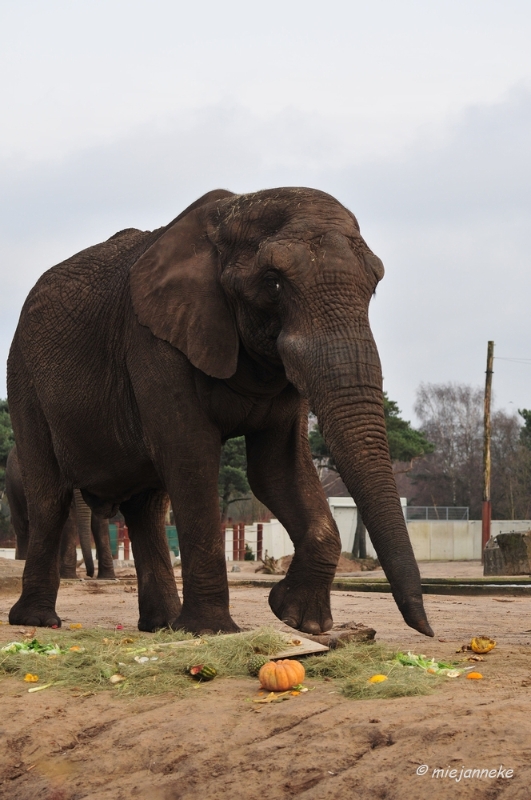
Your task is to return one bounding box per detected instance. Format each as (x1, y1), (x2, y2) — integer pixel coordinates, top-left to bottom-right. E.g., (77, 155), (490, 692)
(120, 490), (181, 631)
(246, 406), (341, 634)
(167, 464), (239, 635)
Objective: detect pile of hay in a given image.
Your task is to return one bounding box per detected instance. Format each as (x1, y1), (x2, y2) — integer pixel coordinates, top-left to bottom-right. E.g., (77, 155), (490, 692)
(0, 627), (445, 700)
(0, 627), (287, 697)
(304, 643), (443, 699)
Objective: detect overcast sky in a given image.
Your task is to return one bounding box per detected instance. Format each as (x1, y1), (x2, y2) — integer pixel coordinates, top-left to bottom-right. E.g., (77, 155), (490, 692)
(1, 0), (530, 423)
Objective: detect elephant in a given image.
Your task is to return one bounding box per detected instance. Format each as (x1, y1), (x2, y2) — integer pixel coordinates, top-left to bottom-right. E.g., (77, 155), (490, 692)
(6, 446), (115, 580)
(7, 186), (433, 637)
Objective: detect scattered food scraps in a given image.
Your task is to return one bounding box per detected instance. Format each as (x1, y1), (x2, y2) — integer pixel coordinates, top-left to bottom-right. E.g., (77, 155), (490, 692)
(246, 654), (270, 677)
(470, 636), (496, 654)
(24, 674), (39, 682)
(69, 623), (83, 630)
(188, 664), (217, 681)
(368, 674), (388, 684)
(467, 672), (484, 680)
(253, 691), (291, 704)
(394, 652), (462, 676)
(1, 640), (63, 656)
(109, 674), (126, 684)
(28, 683), (56, 693)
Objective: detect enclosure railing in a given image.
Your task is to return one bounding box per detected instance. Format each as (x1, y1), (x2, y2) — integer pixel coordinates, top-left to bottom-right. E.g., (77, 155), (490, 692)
(405, 506), (469, 521)
(108, 522), (179, 558)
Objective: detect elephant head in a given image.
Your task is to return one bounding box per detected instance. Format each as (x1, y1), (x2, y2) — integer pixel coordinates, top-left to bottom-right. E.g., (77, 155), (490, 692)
(130, 187), (432, 636)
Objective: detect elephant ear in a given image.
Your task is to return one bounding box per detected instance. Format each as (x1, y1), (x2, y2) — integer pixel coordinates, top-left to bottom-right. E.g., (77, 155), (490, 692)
(130, 192), (239, 379)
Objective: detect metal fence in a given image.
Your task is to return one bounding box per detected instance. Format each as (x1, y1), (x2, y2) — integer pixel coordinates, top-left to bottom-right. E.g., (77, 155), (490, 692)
(405, 506), (469, 521)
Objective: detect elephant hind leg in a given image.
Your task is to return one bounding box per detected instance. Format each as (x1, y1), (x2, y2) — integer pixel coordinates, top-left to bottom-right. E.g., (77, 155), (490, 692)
(9, 480), (72, 628)
(120, 490), (181, 631)
(7, 360), (71, 628)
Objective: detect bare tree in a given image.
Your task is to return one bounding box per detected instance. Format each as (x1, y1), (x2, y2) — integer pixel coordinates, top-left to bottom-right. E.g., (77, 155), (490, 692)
(411, 383), (531, 520)
(491, 410), (531, 519)
(413, 383), (483, 515)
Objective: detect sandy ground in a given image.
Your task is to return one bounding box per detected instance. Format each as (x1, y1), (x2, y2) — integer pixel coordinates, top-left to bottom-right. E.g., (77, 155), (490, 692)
(1, 562), (531, 799)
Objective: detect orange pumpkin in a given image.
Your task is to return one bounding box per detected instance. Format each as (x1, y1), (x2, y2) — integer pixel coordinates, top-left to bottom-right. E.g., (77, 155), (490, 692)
(258, 659), (305, 691)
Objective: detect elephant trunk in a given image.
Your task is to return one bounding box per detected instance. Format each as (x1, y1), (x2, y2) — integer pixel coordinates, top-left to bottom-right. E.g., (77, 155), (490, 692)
(279, 322), (433, 637)
(74, 489), (94, 578)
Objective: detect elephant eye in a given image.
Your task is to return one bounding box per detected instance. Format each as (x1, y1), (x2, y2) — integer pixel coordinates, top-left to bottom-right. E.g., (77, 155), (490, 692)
(263, 271), (281, 295)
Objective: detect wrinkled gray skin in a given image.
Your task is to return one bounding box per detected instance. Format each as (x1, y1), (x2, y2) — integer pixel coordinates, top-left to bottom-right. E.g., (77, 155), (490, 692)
(6, 447), (115, 580)
(7, 187), (433, 637)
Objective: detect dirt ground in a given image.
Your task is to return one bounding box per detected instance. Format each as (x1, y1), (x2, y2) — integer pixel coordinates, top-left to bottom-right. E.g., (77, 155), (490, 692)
(1, 562), (531, 800)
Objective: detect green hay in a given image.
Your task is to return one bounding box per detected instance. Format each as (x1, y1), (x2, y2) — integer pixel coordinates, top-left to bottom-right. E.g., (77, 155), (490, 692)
(0, 626), (288, 697)
(0, 629), (445, 701)
(304, 642), (444, 700)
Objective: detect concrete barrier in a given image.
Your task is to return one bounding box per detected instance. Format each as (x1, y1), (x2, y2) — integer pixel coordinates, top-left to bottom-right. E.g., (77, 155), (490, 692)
(327, 497), (531, 561)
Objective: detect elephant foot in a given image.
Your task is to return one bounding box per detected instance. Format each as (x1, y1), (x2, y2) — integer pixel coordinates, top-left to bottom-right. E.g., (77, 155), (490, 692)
(60, 568), (78, 580)
(9, 599), (61, 628)
(168, 608), (240, 636)
(269, 577), (333, 634)
(96, 569), (117, 580)
(136, 583), (182, 632)
(138, 615), (175, 633)
(137, 603), (183, 633)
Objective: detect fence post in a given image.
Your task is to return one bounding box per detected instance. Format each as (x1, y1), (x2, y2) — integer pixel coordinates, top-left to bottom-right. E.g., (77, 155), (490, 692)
(257, 523), (263, 561)
(221, 523), (226, 561)
(117, 522), (123, 560)
(238, 523), (245, 560)
(232, 525), (238, 561)
(123, 525), (130, 561)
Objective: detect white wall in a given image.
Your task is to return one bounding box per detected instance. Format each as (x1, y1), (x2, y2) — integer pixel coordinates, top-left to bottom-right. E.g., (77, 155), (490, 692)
(224, 519), (293, 561)
(261, 519), (294, 560)
(328, 496), (408, 559)
(407, 521), (478, 560)
(327, 497), (531, 561)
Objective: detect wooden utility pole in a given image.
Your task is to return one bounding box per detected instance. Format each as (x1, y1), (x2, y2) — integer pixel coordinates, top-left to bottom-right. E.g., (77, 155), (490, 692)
(482, 341), (494, 560)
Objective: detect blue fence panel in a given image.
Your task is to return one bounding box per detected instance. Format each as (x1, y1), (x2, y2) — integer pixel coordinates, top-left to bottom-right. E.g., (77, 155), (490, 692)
(108, 523), (118, 557)
(109, 523), (178, 558)
(166, 525), (179, 556)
